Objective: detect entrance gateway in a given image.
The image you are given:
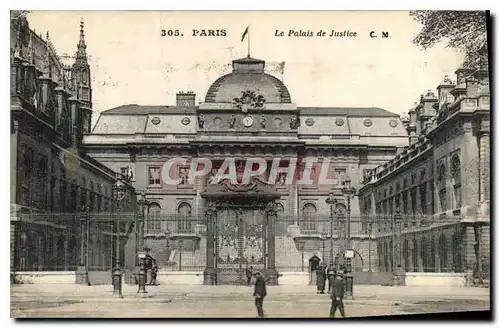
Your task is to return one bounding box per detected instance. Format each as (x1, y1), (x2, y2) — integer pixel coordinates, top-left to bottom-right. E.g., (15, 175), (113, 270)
(201, 178), (280, 285)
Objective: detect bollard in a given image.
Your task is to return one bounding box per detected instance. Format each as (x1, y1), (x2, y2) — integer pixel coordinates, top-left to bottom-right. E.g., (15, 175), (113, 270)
(138, 265), (147, 293)
(112, 266), (123, 298)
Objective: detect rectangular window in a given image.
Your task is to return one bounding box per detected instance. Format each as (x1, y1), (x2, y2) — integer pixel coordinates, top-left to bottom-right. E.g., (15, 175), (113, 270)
(454, 185), (461, 209)
(429, 180), (435, 214)
(148, 167), (161, 186)
(420, 183), (427, 214)
(335, 168), (346, 177)
(410, 188), (416, 212)
(276, 172), (287, 185)
(439, 189), (447, 212)
(178, 167), (190, 185)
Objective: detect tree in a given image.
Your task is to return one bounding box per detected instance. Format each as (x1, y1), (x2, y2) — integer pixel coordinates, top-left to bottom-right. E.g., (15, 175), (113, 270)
(410, 11), (488, 69)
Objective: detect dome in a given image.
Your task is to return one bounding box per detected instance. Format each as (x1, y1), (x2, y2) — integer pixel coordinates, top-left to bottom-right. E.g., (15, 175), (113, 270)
(204, 57), (291, 103)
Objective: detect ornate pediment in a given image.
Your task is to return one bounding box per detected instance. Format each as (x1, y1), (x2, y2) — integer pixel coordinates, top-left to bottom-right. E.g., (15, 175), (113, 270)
(232, 90), (266, 113)
(201, 176), (280, 199)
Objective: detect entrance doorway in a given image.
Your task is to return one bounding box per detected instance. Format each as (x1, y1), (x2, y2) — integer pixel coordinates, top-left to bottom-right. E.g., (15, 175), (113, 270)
(309, 255), (321, 285)
(215, 206), (267, 285)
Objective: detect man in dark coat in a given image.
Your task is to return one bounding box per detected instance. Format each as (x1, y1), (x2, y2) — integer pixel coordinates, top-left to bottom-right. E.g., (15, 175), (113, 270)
(316, 262), (327, 294)
(329, 270), (346, 318)
(327, 264), (335, 294)
(253, 271), (267, 318)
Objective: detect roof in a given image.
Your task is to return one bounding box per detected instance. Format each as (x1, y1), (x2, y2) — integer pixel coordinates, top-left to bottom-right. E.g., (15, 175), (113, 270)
(204, 72), (292, 103)
(101, 105), (198, 115)
(298, 107), (399, 117)
(232, 56), (265, 64)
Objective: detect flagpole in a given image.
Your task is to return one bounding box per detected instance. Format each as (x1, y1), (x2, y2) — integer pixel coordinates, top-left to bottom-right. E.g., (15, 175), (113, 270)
(247, 25), (250, 58)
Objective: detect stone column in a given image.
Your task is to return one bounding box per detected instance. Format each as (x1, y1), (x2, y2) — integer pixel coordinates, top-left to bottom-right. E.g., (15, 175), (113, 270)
(203, 205), (216, 285)
(407, 237), (414, 272)
(477, 124), (490, 219)
(416, 237), (423, 272)
(463, 224), (476, 284)
(266, 202), (278, 285)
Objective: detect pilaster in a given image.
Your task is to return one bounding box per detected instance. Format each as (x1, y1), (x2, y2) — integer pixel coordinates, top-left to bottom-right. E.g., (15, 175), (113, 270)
(203, 205), (216, 285)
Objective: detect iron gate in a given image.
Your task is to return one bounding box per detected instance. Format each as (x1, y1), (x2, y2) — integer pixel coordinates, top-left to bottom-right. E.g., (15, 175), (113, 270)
(215, 204), (268, 285)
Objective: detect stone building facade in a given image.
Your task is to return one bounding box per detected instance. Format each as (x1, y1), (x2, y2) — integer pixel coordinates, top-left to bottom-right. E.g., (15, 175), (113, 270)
(10, 14), (136, 282)
(85, 56), (410, 283)
(358, 55), (490, 282)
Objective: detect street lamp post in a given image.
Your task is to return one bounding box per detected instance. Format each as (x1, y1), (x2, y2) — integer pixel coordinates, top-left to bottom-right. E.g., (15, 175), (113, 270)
(321, 232), (327, 261)
(77, 205), (90, 285)
(112, 174), (126, 298)
(297, 240), (305, 272)
(136, 192), (149, 293)
(179, 240), (184, 271)
(392, 208), (403, 286)
(368, 223), (373, 273)
(341, 177), (356, 299)
(325, 192), (337, 267)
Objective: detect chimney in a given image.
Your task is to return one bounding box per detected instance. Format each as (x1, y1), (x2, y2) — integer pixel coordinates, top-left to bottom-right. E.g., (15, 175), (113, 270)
(417, 90), (438, 134)
(176, 91), (196, 107)
(437, 75), (455, 106)
(407, 102), (418, 145)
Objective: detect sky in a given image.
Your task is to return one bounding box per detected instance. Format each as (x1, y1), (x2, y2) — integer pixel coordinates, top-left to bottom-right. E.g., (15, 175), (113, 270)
(26, 11), (465, 125)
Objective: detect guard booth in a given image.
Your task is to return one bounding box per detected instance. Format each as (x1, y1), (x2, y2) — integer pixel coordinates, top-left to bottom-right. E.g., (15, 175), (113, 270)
(309, 255), (321, 285)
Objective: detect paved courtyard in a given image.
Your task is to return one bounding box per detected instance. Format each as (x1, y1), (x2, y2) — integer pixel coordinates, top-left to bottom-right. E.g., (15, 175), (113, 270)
(11, 283), (490, 318)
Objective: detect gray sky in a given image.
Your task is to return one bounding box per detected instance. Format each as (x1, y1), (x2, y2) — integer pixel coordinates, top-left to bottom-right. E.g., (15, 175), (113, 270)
(27, 11), (464, 121)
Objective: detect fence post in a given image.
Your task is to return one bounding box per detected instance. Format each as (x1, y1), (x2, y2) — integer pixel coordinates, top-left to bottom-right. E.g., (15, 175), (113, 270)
(203, 206), (216, 285)
(76, 206), (89, 285)
(266, 202), (278, 285)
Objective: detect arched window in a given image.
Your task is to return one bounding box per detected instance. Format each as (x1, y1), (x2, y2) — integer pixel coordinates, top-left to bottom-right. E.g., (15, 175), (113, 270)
(402, 179), (409, 214)
(451, 156), (461, 209)
(438, 164), (447, 212)
(388, 186), (394, 215)
(301, 203), (317, 232)
(419, 170), (427, 214)
(177, 202), (192, 233)
(147, 203), (162, 232)
(89, 181), (95, 212)
(439, 234), (448, 272)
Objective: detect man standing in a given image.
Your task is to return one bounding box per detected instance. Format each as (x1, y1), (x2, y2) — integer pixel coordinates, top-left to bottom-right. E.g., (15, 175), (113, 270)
(329, 270), (346, 318)
(327, 264), (335, 294)
(253, 271), (267, 318)
(316, 262), (327, 294)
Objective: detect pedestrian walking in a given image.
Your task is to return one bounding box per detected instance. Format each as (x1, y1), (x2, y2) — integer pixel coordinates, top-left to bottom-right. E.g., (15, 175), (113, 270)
(316, 262), (327, 294)
(329, 270), (346, 318)
(253, 271), (267, 318)
(327, 264), (335, 293)
(246, 266), (253, 286)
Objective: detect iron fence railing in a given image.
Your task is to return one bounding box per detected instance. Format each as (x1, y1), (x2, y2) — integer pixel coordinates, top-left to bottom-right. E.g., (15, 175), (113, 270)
(11, 212), (488, 278)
